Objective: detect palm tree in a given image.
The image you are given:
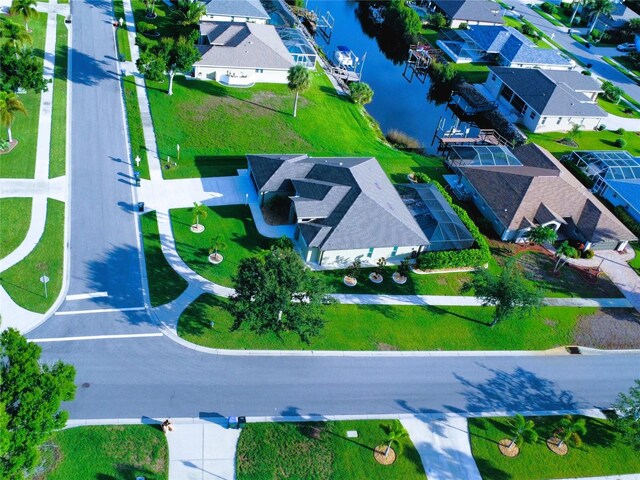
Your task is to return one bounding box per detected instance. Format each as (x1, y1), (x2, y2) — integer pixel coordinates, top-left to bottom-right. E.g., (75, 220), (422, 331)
(144, 0), (157, 18)
(566, 122), (582, 141)
(507, 414), (538, 449)
(527, 225), (558, 246)
(383, 421), (408, 457)
(553, 241), (576, 273)
(1, 19), (32, 51)
(287, 65), (311, 118)
(209, 235), (227, 259)
(173, 0), (206, 27)
(569, 0), (593, 26)
(587, 0), (614, 36)
(0, 91), (28, 143)
(191, 202), (207, 229)
(9, 0), (39, 33)
(556, 415), (587, 448)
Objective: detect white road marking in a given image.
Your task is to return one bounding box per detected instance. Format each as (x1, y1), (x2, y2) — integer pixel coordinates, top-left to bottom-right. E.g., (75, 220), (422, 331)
(54, 307), (146, 315)
(65, 291), (109, 301)
(30, 333), (163, 343)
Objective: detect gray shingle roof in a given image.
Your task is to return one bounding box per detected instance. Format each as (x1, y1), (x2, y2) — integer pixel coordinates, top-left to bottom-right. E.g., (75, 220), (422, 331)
(196, 22), (294, 70)
(489, 67), (604, 117)
(203, 0), (270, 19)
(432, 0), (505, 24)
(247, 155), (429, 250)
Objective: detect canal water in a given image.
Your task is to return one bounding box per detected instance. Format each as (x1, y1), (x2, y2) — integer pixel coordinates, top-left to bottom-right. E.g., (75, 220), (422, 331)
(303, 0), (463, 153)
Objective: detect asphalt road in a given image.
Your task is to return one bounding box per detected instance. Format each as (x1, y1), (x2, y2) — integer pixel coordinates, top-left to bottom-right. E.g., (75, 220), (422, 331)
(29, 0), (640, 421)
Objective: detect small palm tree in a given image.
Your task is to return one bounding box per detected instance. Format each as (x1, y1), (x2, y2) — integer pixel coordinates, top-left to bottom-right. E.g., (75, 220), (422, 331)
(553, 241), (575, 273)
(9, 0), (39, 32)
(192, 202), (208, 229)
(173, 0), (206, 27)
(383, 421), (408, 457)
(144, 0), (157, 18)
(346, 258), (361, 280)
(375, 257), (387, 278)
(556, 415), (587, 448)
(209, 235), (227, 256)
(566, 123), (582, 140)
(527, 225), (558, 246)
(287, 65), (311, 118)
(397, 258), (411, 279)
(507, 414), (538, 449)
(1, 19), (32, 50)
(0, 91), (28, 143)
(587, 0), (614, 35)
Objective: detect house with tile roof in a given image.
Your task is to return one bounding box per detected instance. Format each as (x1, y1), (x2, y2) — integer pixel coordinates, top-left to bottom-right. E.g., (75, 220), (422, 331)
(194, 22), (294, 85)
(480, 66), (605, 132)
(437, 25), (575, 70)
(427, 0), (505, 27)
(445, 144), (637, 250)
(201, 0), (270, 24)
(247, 154), (432, 267)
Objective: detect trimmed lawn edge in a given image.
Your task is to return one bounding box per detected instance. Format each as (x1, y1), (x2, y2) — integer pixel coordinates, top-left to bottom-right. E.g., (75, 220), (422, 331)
(50, 14), (68, 178)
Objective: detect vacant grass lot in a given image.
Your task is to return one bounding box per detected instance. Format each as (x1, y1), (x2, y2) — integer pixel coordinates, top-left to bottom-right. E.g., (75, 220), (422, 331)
(141, 211), (188, 306)
(469, 415), (640, 479)
(0, 198), (32, 260)
(237, 421), (425, 480)
(0, 14), (47, 179)
(123, 76), (150, 179)
(50, 14), (68, 178)
(597, 96), (640, 119)
(178, 294), (596, 351)
(46, 425), (168, 480)
(0, 199), (64, 312)
(527, 130), (640, 158)
(146, 72), (429, 179)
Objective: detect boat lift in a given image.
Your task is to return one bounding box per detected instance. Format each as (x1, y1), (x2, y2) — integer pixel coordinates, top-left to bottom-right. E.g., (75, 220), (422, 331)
(402, 44), (441, 83)
(317, 11), (335, 42)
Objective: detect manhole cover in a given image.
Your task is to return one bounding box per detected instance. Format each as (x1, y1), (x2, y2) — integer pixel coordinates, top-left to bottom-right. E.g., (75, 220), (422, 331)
(81, 382), (90, 388)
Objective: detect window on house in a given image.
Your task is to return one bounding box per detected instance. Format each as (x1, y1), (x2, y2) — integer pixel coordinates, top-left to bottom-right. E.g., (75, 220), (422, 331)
(530, 111), (536, 119)
(557, 117), (562, 124)
(491, 74), (497, 81)
(367, 248), (374, 258)
(541, 117), (547, 125)
(255, 69), (264, 73)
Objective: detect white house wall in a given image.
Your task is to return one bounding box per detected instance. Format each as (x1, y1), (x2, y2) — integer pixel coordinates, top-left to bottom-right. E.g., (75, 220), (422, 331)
(193, 65), (289, 84)
(202, 14), (267, 24)
(313, 246), (420, 268)
(450, 19), (501, 28)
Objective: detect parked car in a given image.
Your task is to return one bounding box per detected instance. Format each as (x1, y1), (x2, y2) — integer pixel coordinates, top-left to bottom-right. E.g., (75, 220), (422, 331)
(616, 43), (636, 52)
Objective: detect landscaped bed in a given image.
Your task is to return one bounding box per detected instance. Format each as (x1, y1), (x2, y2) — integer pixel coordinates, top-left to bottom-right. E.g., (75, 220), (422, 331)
(469, 415), (640, 479)
(178, 294), (599, 351)
(0, 197), (32, 260)
(236, 421), (425, 479)
(43, 425), (168, 480)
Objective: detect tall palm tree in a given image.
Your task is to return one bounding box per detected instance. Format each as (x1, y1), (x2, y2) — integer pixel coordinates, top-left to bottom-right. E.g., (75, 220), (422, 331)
(9, 0), (39, 33)
(173, 0), (206, 27)
(569, 0), (593, 26)
(383, 421), (408, 456)
(556, 416), (587, 448)
(553, 241), (576, 273)
(287, 65), (311, 118)
(0, 91), (28, 143)
(507, 414), (538, 449)
(587, 0), (614, 36)
(192, 202), (208, 229)
(1, 19), (33, 50)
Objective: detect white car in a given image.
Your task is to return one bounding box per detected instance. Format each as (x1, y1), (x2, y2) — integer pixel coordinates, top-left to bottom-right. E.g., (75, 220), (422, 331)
(616, 43), (636, 52)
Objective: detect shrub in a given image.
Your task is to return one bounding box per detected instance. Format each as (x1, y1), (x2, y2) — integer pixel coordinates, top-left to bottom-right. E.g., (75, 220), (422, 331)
(597, 124), (607, 131)
(458, 22), (468, 30)
(614, 206), (640, 238)
(386, 129), (423, 150)
(582, 249), (595, 259)
(428, 60), (457, 85)
(521, 23), (536, 36)
(0, 138), (9, 151)
(615, 138), (627, 148)
(137, 22), (157, 34)
(616, 127), (625, 135)
(565, 245), (580, 259)
(414, 172), (430, 183)
(541, 2), (557, 15)
(581, 70), (592, 75)
(428, 12), (448, 29)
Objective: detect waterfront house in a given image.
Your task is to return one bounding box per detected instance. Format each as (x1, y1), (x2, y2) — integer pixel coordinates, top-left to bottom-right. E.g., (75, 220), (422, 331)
(437, 25), (575, 69)
(201, 0), (270, 24)
(446, 144), (637, 250)
(194, 22), (294, 85)
(479, 67), (605, 132)
(427, 0), (505, 27)
(564, 150), (640, 222)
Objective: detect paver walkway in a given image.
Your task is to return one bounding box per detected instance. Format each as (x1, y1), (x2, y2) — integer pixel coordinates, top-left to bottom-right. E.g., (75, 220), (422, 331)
(166, 421), (240, 480)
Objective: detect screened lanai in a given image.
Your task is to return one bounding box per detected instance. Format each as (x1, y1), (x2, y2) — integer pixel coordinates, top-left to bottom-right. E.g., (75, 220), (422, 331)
(447, 145), (523, 169)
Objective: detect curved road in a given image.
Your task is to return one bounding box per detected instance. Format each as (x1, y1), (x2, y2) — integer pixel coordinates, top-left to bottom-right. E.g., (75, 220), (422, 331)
(29, 0), (639, 421)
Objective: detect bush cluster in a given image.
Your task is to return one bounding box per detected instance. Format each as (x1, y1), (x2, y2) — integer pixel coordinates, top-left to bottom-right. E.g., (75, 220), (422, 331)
(615, 138), (627, 148)
(386, 129), (423, 150)
(414, 176), (491, 270)
(541, 2), (558, 15)
(614, 206), (640, 238)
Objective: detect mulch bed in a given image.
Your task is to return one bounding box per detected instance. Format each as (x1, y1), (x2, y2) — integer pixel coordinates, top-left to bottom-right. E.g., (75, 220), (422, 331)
(498, 439), (519, 457)
(374, 446), (396, 465)
(546, 437), (568, 456)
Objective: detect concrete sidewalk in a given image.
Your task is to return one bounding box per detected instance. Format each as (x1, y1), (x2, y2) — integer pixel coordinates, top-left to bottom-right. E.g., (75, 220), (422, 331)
(166, 422), (240, 480)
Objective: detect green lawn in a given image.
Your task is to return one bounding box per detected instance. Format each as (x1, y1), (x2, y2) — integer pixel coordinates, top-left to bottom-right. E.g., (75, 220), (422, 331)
(454, 63), (490, 83)
(45, 425), (168, 480)
(0, 199), (64, 313)
(146, 72), (425, 180)
(49, 15), (68, 178)
(469, 415), (640, 480)
(629, 242), (640, 275)
(613, 55), (640, 79)
(0, 198), (32, 260)
(123, 76), (150, 179)
(178, 294), (597, 351)
(141, 211), (188, 306)
(527, 131), (640, 157)
(0, 14), (47, 179)
(237, 420), (425, 480)
(131, 0), (182, 49)
(113, 0), (132, 61)
(597, 95), (640, 119)
(531, 5), (564, 27)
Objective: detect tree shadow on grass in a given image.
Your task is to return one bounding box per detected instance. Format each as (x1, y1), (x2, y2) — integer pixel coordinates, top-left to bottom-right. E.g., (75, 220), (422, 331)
(473, 458), (512, 480)
(427, 305), (491, 327)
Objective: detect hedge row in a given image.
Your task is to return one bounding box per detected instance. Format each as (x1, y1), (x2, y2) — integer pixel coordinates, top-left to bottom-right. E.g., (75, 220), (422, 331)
(614, 206), (640, 238)
(415, 178), (492, 270)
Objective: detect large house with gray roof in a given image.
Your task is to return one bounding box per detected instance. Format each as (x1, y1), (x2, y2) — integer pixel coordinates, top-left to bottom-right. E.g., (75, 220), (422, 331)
(427, 0), (505, 27)
(201, 0), (270, 24)
(437, 25), (575, 70)
(247, 154), (432, 267)
(480, 67), (605, 132)
(194, 22), (294, 85)
(445, 144), (637, 250)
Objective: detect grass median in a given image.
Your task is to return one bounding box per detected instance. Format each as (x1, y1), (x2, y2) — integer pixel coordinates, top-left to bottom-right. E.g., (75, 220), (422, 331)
(0, 198), (32, 260)
(113, 0), (132, 61)
(49, 14), (68, 178)
(123, 76), (150, 179)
